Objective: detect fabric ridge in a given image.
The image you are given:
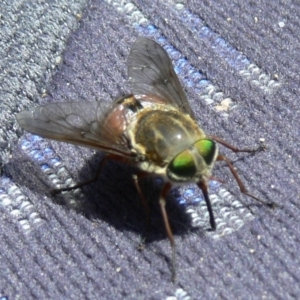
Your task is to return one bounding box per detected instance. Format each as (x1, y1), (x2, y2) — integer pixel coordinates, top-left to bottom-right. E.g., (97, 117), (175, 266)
(1, 0), (299, 299)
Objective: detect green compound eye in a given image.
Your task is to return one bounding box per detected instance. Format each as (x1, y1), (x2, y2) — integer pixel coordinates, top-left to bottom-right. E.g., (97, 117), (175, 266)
(194, 139), (216, 165)
(168, 150), (196, 179)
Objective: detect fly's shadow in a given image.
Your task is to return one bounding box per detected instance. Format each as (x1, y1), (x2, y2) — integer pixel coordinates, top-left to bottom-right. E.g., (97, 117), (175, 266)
(5, 139), (194, 242)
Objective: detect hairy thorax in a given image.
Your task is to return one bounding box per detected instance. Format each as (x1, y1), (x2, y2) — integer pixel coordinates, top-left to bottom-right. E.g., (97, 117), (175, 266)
(129, 104), (206, 166)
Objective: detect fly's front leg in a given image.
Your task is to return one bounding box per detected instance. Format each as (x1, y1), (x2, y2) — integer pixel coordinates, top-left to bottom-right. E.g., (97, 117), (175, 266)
(209, 135), (266, 153)
(197, 181), (216, 230)
(217, 155), (274, 208)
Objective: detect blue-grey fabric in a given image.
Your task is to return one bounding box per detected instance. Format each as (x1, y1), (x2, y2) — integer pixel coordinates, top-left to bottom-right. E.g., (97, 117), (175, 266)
(1, 0), (299, 299)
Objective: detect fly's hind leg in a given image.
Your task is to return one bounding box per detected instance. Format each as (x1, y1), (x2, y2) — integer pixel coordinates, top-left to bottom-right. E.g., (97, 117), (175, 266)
(51, 155), (109, 194)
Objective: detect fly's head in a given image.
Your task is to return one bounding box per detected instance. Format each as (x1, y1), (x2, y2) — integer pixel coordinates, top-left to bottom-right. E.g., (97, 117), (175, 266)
(167, 138), (219, 185)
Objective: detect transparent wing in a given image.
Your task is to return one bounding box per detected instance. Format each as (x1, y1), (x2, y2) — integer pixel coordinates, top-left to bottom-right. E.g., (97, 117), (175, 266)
(16, 101), (135, 158)
(128, 37), (195, 118)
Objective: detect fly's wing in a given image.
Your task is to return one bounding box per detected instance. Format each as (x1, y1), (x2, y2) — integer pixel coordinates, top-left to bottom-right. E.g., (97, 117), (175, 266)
(128, 37), (196, 119)
(16, 101), (135, 158)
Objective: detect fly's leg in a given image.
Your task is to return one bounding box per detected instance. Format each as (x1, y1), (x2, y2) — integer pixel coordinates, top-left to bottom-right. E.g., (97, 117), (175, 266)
(159, 182), (177, 282)
(132, 172), (151, 248)
(134, 176), (177, 281)
(210, 136), (274, 207)
(135, 176), (177, 281)
(217, 154), (274, 208)
(197, 181), (216, 230)
(51, 155), (109, 194)
(209, 135), (266, 153)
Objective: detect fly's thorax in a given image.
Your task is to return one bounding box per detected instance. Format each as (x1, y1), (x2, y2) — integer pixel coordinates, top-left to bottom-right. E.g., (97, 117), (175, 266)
(167, 139), (219, 183)
(127, 105), (206, 165)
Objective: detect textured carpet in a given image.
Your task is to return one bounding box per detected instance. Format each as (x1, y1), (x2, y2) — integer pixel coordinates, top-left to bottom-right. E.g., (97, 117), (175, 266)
(1, 0), (299, 299)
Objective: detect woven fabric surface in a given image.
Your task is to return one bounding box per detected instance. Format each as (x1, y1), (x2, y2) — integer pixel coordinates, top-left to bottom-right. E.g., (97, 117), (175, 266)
(1, 0), (299, 299)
